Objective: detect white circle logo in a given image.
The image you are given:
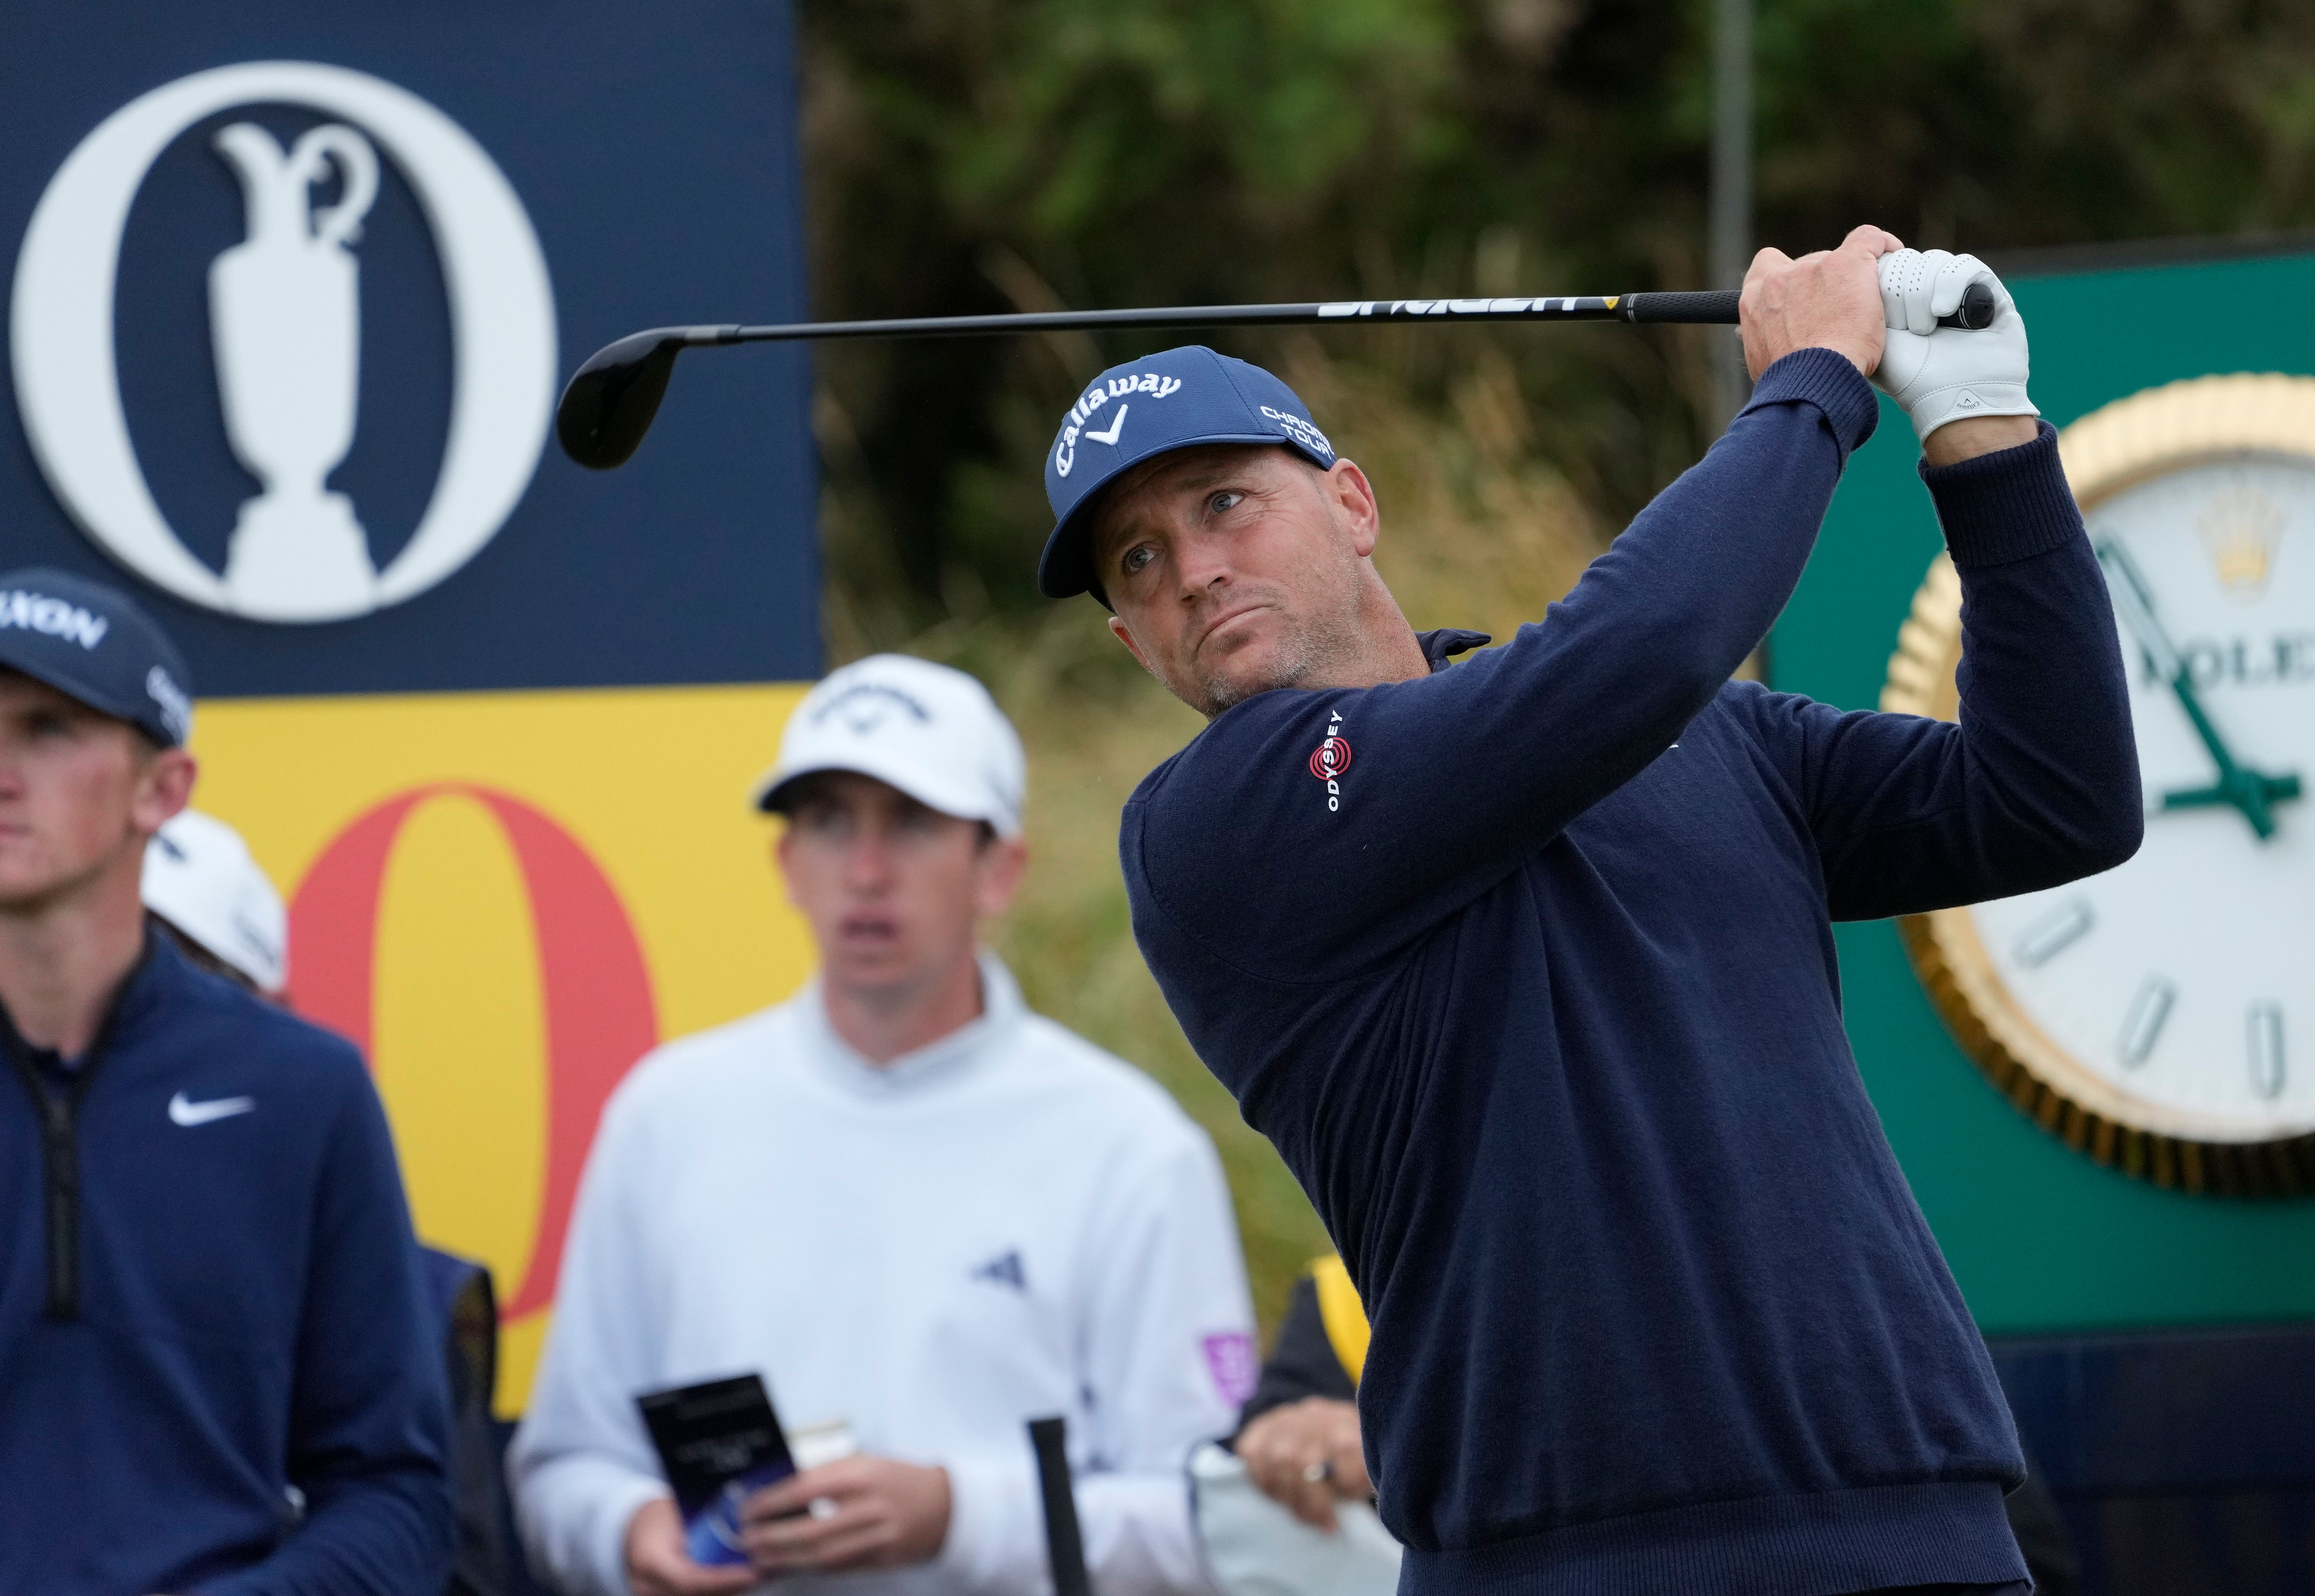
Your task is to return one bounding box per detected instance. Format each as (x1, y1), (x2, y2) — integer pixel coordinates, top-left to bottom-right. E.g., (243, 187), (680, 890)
(10, 61), (557, 623)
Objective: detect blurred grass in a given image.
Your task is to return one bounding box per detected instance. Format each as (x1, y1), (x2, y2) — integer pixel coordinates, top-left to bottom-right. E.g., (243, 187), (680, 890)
(822, 347), (1604, 1333)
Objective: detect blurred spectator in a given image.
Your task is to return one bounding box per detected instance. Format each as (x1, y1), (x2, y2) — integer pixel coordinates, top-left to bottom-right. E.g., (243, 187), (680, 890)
(1232, 1256), (1375, 1534)
(142, 808), (287, 996)
(142, 804), (511, 1596)
(0, 567), (451, 1594)
(511, 654), (1254, 1596)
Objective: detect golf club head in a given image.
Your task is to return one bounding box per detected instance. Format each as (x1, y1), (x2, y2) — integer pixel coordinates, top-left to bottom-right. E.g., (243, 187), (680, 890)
(556, 329), (695, 470)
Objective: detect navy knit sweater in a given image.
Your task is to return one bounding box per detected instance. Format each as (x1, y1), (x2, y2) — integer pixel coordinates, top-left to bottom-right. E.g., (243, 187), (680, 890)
(1121, 349), (2141, 1595)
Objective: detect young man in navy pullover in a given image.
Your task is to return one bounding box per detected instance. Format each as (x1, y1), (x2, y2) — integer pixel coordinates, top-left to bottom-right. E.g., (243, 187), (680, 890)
(1034, 228), (2141, 1593)
(0, 569), (452, 1594)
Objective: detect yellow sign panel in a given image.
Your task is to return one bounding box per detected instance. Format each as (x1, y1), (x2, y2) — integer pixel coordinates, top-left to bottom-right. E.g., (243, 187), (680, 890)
(190, 682), (816, 1414)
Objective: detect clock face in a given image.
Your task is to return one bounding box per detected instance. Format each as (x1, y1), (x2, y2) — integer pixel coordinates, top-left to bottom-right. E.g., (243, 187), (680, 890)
(1963, 456), (2315, 1143)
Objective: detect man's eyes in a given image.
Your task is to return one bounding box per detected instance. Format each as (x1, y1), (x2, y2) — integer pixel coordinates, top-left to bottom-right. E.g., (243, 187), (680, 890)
(1114, 489), (1246, 576)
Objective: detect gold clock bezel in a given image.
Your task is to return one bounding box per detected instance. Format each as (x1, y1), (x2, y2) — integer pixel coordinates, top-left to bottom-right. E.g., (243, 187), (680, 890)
(1883, 373), (2315, 1196)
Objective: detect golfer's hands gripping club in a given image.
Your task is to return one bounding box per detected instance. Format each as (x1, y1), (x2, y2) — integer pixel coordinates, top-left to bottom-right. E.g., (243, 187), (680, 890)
(1739, 225), (1904, 385)
(1873, 247), (2038, 444)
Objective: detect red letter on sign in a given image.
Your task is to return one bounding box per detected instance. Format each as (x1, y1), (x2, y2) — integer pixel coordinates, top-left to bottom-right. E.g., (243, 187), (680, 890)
(289, 785), (658, 1321)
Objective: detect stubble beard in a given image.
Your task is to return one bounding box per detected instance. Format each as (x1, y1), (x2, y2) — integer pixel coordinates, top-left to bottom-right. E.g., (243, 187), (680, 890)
(1187, 562), (1367, 716)
(1197, 619), (1318, 715)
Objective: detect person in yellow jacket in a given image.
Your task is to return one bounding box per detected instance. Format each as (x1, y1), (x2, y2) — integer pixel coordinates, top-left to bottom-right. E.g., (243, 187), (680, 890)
(1230, 1257), (1371, 1532)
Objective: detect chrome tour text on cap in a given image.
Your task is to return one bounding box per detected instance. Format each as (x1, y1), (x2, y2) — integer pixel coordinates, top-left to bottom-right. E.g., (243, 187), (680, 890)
(1038, 346), (1336, 601)
(0, 567), (194, 747)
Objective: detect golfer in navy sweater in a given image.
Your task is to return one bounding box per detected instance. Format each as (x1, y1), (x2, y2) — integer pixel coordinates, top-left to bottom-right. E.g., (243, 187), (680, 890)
(0, 569), (451, 1594)
(1034, 228), (2141, 1594)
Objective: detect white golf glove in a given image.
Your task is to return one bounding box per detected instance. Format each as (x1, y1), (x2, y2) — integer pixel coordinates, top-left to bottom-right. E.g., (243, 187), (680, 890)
(1871, 248), (2038, 442)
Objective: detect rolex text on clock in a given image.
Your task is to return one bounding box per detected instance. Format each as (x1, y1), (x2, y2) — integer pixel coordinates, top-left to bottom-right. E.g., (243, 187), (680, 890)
(1888, 374), (2315, 1194)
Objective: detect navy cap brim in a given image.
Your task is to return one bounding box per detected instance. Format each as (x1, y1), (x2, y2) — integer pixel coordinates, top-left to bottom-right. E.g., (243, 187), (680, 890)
(1036, 432), (1330, 602)
(0, 632), (153, 736)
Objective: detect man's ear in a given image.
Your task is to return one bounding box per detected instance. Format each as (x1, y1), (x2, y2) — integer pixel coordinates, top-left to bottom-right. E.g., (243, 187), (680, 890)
(130, 748), (197, 836)
(1108, 614), (1156, 675)
(1326, 459), (1381, 558)
(974, 835), (1028, 921)
(771, 821), (803, 905)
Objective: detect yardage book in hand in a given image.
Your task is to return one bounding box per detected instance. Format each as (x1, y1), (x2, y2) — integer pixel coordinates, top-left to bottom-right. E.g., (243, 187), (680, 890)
(637, 1373), (798, 1567)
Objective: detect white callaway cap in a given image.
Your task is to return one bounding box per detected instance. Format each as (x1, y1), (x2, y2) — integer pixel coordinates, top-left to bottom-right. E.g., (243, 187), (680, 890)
(142, 809), (289, 994)
(751, 654), (1026, 838)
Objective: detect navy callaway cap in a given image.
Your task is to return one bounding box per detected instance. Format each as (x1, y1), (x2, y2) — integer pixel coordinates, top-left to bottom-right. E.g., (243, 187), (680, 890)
(0, 567), (194, 747)
(1038, 345), (1337, 601)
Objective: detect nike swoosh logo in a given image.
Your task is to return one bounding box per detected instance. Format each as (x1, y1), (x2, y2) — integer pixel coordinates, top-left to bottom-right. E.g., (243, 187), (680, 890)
(169, 1091), (256, 1127)
(1085, 404), (1129, 445)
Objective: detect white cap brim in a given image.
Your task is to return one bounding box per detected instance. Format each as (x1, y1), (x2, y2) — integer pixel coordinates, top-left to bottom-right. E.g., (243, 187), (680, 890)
(750, 752), (1020, 837)
(753, 654), (1026, 838)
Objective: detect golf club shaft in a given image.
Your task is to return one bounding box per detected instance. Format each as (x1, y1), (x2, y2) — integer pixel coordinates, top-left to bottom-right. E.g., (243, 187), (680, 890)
(1028, 1416), (1094, 1596)
(658, 290), (1741, 351)
(556, 280), (1995, 469)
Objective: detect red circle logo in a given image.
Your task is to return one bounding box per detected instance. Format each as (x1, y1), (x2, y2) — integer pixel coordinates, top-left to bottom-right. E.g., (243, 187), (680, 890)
(1309, 737), (1353, 780)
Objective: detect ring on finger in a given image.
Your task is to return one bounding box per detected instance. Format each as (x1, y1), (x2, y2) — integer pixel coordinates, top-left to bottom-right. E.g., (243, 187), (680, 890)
(808, 1496), (840, 1520)
(1302, 1459), (1334, 1485)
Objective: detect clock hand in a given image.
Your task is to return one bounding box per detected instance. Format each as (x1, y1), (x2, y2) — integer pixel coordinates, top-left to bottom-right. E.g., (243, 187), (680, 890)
(2094, 537), (2302, 841)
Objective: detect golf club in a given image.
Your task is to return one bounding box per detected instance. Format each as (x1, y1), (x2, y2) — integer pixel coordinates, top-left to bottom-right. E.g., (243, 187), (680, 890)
(1028, 1415), (1094, 1596)
(555, 280), (1998, 470)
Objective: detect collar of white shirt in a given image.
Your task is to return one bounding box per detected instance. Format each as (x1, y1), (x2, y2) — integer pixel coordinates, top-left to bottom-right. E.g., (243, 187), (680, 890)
(795, 949), (1026, 1098)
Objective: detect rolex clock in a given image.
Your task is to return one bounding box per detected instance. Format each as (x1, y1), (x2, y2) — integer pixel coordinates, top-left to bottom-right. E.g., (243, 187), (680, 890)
(1887, 374), (2315, 1195)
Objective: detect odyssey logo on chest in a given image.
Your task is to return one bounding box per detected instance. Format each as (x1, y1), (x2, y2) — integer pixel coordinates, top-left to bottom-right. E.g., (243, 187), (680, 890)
(1310, 710), (1351, 812)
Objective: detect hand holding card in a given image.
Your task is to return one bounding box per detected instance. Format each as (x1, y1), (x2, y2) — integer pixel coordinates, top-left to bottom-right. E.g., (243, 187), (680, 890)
(738, 1453), (953, 1573)
(637, 1374), (800, 1569)
(623, 1498), (755, 1596)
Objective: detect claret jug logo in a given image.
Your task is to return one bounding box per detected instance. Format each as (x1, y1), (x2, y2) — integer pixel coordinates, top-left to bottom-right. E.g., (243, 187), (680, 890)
(11, 62), (557, 623)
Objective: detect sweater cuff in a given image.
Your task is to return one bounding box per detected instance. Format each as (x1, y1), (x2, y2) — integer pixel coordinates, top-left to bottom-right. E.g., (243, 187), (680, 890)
(589, 1478), (672, 1596)
(937, 1447), (1043, 1593)
(1919, 420), (2081, 568)
(1739, 347), (1880, 465)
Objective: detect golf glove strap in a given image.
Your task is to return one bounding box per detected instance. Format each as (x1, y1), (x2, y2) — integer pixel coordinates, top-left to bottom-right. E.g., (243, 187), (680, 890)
(1871, 249), (2038, 441)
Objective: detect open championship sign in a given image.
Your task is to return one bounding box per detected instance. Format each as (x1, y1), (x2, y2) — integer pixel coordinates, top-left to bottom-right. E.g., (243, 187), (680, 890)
(2, 0), (821, 1410)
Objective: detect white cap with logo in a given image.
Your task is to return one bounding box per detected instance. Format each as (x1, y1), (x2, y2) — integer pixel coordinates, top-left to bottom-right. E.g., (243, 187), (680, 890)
(142, 809), (289, 994)
(750, 654), (1026, 838)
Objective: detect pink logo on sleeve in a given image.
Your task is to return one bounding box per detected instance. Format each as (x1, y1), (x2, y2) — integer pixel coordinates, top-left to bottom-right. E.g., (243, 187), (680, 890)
(1203, 1331), (1258, 1407)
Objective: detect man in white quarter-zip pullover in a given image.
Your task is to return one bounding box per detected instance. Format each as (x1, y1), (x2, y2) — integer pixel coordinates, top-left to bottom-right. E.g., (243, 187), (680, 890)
(510, 654), (1255, 1596)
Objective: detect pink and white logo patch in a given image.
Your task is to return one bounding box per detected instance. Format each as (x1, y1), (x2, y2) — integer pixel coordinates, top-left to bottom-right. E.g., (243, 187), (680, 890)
(1203, 1331), (1257, 1407)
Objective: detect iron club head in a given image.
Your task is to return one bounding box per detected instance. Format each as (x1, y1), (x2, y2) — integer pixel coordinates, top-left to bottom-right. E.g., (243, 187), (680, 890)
(556, 328), (711, 470)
